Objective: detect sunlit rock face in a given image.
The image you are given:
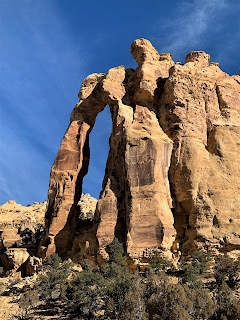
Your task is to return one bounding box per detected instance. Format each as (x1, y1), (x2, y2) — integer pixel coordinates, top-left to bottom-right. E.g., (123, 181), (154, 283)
(0, 200), (46, 271)
(41, 38), (240, 262)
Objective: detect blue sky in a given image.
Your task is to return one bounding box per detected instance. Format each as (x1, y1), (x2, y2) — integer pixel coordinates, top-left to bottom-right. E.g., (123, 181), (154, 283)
(0, 0), (239, 205)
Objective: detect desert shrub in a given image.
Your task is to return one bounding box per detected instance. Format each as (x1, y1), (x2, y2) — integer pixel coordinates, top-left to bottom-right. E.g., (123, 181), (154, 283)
(107, 237), (127, 266)
(103, 238), (134, 309)
(42, 252), (62, 270)
(213, 281), (240, 320)
(0, 281), (4, 296)
(33, 224), (46, 244)
(103, 263), (135, 318)
(102, 238), (136, 319)
(145, 264), (215, 320)
(144, 268), (169, 301)
(120, 278), (147, 320)
(67, 265), (106, 318)
(67, 238), (137, 320)
(38, 259), (71, 299)
(214, 255), (240, 288)
(185, 286), (215, 320)
(190, 251), (212, 274)
(180, 251), (211, 287)
(147, 282), (193, 320)
(14, 290), (39, 319)
(150, 251), (172, 271)
(180, 262), (202, 288)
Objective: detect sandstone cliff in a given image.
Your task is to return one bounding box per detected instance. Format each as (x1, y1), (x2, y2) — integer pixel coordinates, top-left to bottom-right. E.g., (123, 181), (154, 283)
(40, 39), (240, 263)
(0, 200), (46, 271)
(0, 195), (96, 272)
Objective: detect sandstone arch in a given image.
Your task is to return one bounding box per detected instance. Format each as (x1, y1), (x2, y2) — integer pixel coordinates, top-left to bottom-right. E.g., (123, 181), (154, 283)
(40, 39), (240, 262)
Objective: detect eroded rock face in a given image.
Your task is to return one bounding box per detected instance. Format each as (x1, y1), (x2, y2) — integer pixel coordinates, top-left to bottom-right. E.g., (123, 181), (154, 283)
(78, 193), (98, 221)
(1, 248), (29, 271)
(0, 201), (46, 250)
(0, 200), (46, 271)
(42, 38), (240, 262)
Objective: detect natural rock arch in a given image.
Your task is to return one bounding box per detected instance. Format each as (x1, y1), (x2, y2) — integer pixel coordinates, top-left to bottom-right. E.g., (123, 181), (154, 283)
(39, 39), (240, 263)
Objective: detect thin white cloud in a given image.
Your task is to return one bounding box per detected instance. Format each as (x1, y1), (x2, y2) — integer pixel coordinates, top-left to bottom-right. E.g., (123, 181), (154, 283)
(152, 0), (228, 56)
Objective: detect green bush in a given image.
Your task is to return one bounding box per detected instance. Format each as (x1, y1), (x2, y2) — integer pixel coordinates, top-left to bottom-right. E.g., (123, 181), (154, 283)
(68, 238), (137, 320)
(214, 255), (240, 288)
(107, 237), (127, 266)
(31, 243), (233, 320)
(180, 251), (211, 287)
(38, 259), (72, 299)
(150, 251), (172, 270)
(42, 252), (62, 270)
(14, 290), (39, 319)
(213, 281), (240, 320)
(186, 286), (215, 319)
(0, 281), (3, 296)
(120, 278), (147, 320)
(148, 282), (193, 320)
(68, 266), (106, 318)
(190, 251), (212, 274)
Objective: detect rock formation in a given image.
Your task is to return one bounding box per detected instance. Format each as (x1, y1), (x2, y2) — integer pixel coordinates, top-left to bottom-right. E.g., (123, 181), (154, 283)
(41, 39), (240, 263)
(0, 200), (46, 271)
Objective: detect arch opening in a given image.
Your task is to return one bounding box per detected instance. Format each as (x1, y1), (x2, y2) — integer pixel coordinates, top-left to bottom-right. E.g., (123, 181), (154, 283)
(82, 105), (112, 199)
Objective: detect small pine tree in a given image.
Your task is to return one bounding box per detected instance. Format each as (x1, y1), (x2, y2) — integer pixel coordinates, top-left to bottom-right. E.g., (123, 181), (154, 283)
(150, 251), (172, 270)
(107, 237), (127, 266)
(180, 251), (211, 287)
(42, 252), (62, 270)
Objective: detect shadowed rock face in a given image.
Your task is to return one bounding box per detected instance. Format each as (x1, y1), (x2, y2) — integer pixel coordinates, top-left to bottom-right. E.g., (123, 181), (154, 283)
(41, 38), (240, 262)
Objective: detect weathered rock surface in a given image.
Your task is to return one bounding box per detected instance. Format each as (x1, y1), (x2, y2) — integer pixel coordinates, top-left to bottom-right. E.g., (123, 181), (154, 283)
(42, 39), (240, 262)
(78, 193), (97, 221)
(0, 201), (46, 271)
(1, 248), (29, 271)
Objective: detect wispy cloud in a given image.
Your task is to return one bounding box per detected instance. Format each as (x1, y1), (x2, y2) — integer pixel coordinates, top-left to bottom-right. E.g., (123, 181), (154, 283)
(152, 0), (228, 58)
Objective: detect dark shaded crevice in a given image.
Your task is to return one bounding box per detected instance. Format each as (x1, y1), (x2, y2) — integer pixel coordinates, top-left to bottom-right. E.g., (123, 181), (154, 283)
(213, 215), (220, 228)
(114, 134), (132, 254)
(153, 77), (179, 142)
(168, 181), (186, 254)
(155, 77), (167, 102)
(233, 77), (240, 85)
(215, 85), (225, 118)
(152, 77), (167, 116)
(122, 68), (136, 107)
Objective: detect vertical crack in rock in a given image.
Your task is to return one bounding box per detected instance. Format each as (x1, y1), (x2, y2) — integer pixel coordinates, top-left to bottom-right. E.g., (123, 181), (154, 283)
(41, 38), (240, 263)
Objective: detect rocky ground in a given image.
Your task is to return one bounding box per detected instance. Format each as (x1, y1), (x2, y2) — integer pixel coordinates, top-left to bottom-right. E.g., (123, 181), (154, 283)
(0, 252), (239, 320)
